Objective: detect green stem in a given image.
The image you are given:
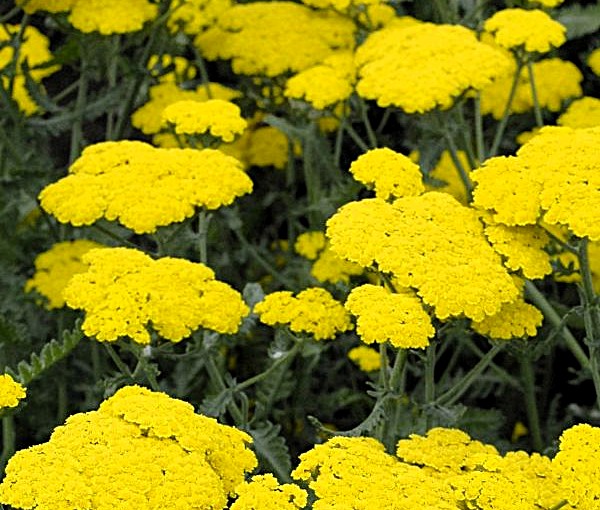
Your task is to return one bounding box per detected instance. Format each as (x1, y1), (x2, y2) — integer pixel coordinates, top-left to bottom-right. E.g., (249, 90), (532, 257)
(131, 347), (160, 391)
(456, 103), (478, 171)
(103, 343), (134, 381)
(197, 209), (211, 265)
(379, 342), (390, 392)
(333, 113), (345, 169)
(343, 121), (370, 152)
(236, 341), (302, 392)
(70, 44), (88, 164)
(105, 35), (120, 140)
(439, 115), (473, 201)
(375, 108), (392, 135)
(474, 94), (485, 164)
(435, 344), (503, 407)
(488, 58), (525, 157)
(524, 280), (590, 371)
(424, 342), (437, 405)
(204, 355), (244, 424)
(1, 416), (15, 472)
(464, 339), (521, 390)
(576, 238), (600, 409)
(526, 60), (544, 128)
(91, 223), (140, 250)
(192, 47), (212, 98)
(358, 97), (377, 148)
(520, 356), (543, 451)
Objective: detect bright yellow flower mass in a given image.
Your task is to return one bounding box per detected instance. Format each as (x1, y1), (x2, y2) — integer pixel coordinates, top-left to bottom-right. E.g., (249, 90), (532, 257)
(0, 374), (26, 410)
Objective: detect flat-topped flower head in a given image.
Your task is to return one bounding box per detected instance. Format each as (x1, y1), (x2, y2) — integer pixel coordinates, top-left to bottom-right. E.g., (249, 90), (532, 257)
(195, 1), (356, 77)
(63, 247), (249, 344)
(348, 345), (381, 372)
(168, 0), (233, 35)
(0, 374), (26, 410)
(345, 284), (434, 349)
(326, 194), (520, 322)
(471, 297), (543, 339)
(39, 140), (252, 234)
(483, 8), (566, 54)
(349, 147), (424, 201)
(17, 0), (74, 13)
(25, 240), (104, 309)
(68, 0), (158, 34)
(355, 23), (510, 113)
(231, 474), (307, 510)
(0, 386), (257, 510)
(162, 99), (247, 143)
(472, 126), (600, 240)
(254, 287), (352, 340)
(558, 97), (600, 128)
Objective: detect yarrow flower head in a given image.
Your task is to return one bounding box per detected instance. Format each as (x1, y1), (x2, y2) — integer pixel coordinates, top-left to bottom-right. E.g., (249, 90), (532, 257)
(25, 240), (104, 309)
(355, 22), (510, 113)
(68, 0), (158, 34)
(589, 48), (600, 76)
(168, 0), (233, 35)
(348, 345), (381, 372)
(558, 97), (600, 128)
(0, 386), (257, 510)
(63, 247), (249, 344)
(349, 148), (425, 201)
(231, 474), (307, 510)
(0, 374), (26, 410)
(472, 126), (600, 240)
(195, 1), (356, 77)
(39, 140), (252, 234)
(483, 8), (566, 54)
(254, 287), (353, 340)
(162, 99), (247, 143)
(345, 284), (435, 349)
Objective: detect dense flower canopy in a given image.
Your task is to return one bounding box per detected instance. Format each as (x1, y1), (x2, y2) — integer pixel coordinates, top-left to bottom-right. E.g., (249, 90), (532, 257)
(355, 22), (510, 113)
(0, 386), (257, 510)
(64, 248), (249, 343)
(39, 140), (252, 233)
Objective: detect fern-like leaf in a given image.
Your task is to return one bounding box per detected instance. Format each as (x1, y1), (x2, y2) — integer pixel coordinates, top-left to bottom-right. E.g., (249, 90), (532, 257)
(5, 321), (83, 385)
(555, 4), (600, 39)
(248, 421), (293, 482)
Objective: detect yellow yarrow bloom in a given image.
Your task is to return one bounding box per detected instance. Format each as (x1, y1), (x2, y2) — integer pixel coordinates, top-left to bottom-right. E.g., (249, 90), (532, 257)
(348, 345), (381, 372)
(0, 374), (26, 410)
(243, 126), (290, 169)
(483, 8), (566, 53)
(168, 0), (232, 35)
(231, 474), (307, 510)
(17, 0), (74, 13)
(195, 1), (356, 77)
(529, 0), (564, 6)
(0, 386), (257, 510)
(558, 97), (600, 128)
(39, 140), (252, 234)
(472, 126), (600, 240)
(355, 22), (510, 113)
(63, 247), (249, 343)
(254, 287), (353, 340)
(471, 297), (542, 339)
(327, 194), (520, 322)
(345, 284), (434, 349)
(132, 81), (241, 135)
(350, 147), (425, 201)
(68, 0), (158, 34)
(295, 231), (327, 260)
(162, 99), (247, 142)
(25, 239), (104, 309)
(480, 58), (583, 119)
(589, 48), (600, 75)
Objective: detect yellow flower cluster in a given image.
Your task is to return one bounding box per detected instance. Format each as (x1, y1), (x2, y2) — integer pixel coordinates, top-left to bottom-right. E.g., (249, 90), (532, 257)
(0, 374), (26, 410)
(242, 126), (290, 169)
(345, 284), (435, 349)
(530, 0), (564, 6)
(0, 386), (257, 510)
(17, 0), (74, 13)
(472, 298), (543, 339)
(472, 126), (600, 240)
(355, 22), (510, 113)
(293, 424), (600, 509)
(0, 24), (60, 115)
(349, 148), (425, 201)
(69, 0), (158, 34)
(285, 52), (355, 110)
(480, 58), (583, 119)
(254, 287), (353, 340)
(589, 48), (600, 75)
(483, 8), (566, 53)
(231, 474), (307, 510)
(132, 81), (241, 135)
(63, 247), (249, 343)
(168, 0), (232, 35)
(348, 345), (381, 372)
(327, 194), (520, 322)
(162, 99), (247, 142)
(25, 239), (103, 309)
(195, 1), (356, 77)
(295, 231), (363, 284)
(558, 97), (600, 128)
(39, 140), (252, 234)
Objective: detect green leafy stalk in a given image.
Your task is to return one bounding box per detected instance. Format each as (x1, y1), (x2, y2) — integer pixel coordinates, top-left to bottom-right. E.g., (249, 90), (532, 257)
(473, 94), (485, 164)
(1, 416), (15, 472)
(520, 356), (543, 451)
(526, 60), (544, 128)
